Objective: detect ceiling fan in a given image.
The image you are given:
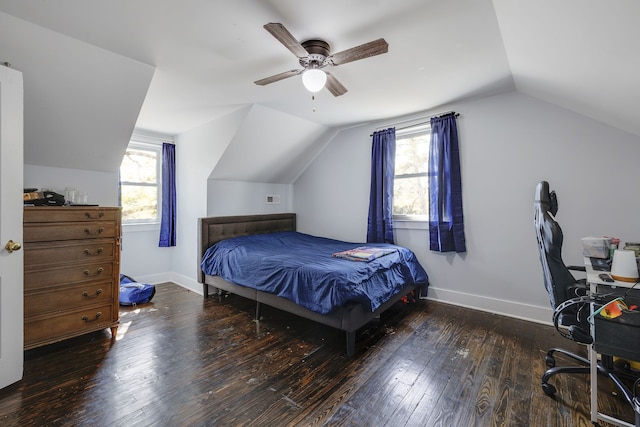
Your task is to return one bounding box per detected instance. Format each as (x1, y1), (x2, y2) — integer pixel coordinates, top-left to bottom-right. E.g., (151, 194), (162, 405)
(254, 23), (389, 96)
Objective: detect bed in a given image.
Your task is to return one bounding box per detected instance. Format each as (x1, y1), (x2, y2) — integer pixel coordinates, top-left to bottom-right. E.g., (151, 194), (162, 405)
(197, 213), (428, 356)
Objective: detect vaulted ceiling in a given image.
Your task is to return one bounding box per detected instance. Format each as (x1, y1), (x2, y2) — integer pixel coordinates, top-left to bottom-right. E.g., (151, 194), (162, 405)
(1, 0), (638, 173)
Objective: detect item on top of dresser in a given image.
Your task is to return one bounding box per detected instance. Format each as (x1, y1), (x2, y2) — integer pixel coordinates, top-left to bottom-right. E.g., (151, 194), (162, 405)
(23, 190), (65, 206)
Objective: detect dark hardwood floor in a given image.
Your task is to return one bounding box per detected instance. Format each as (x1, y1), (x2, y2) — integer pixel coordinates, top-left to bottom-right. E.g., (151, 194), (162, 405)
(0, 282), (636, 426)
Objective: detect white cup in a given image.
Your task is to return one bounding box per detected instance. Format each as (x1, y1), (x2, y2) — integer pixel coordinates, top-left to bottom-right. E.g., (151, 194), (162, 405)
(65, 188), (76, 205)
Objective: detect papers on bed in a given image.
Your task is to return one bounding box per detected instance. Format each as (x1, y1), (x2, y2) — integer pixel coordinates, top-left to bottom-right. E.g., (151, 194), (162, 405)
(332, 246), (398, 262)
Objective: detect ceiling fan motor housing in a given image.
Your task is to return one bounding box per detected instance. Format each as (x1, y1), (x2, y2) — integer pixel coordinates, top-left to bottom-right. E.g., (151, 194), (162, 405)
(300, 39), (330, 67)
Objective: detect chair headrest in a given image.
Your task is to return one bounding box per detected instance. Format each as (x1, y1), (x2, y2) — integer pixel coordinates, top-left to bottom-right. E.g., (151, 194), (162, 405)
(535, 181), (551, 205)
(535, 180), (557, 216)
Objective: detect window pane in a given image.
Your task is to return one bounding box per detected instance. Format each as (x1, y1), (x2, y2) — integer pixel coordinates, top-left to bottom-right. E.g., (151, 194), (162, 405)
(121, 185), (158, 220)
(120, 149), (157, 184)
(394, 133), (429, 217)
(394, 176), (428, 215)
(395, 136), (428, 175)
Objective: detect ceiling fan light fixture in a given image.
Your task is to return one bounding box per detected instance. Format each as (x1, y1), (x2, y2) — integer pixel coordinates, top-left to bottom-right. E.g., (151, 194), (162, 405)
(301, 68), (327, 93)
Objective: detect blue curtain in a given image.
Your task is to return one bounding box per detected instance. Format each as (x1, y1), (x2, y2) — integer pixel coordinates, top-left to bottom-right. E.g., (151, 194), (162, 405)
(159, 142), (177, 247)
(429, 113), (466, 252)
(367, 128), (396, 244)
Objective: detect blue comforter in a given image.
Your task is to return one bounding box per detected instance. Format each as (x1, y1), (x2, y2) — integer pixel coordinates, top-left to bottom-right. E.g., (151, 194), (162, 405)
(200, 231), (428, 314)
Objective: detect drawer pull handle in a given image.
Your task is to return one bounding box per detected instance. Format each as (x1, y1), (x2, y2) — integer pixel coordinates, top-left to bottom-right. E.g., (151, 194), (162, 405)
(82, 312), (102, 322)
(82, 289), (103, 298)
(85, 212), (105, 219)
(84, 227), (105, 235)
(83, 267), (104, 276)
(84, 247), (104, 256)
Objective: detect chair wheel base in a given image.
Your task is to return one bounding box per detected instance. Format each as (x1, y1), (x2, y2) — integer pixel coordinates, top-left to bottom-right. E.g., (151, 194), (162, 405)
(545, 354), (556, 368)
(542, 382), (556, 396)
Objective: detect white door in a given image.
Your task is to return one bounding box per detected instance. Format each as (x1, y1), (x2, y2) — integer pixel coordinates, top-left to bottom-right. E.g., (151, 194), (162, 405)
(0, 65), (24, 389)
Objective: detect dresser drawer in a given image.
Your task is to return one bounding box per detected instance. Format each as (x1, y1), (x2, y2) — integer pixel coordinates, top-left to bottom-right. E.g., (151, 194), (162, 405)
(25, 304), (115, 345)
(25, 281), (114, 316)
(24, 207), (119, 223)
(25, 263), (114, 291)
(24, 221), (118, 243)
(24, 239), (116, 267)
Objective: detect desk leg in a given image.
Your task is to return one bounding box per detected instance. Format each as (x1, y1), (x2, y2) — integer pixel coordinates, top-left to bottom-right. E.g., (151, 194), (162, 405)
(590, 283), (599, 424)
(590, 342), (598, 423)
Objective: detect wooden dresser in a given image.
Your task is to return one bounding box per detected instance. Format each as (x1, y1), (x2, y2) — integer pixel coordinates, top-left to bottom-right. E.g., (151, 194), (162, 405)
(23, 206), (121, 350)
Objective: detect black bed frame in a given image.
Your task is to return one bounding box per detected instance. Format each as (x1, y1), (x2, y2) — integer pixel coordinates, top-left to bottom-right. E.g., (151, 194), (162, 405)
(197, 213), (419, 356)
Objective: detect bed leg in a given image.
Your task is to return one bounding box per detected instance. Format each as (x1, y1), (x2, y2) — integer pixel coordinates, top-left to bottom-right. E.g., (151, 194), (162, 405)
(346, 331), (356, 357)
(256, 301), (261, 320)
(203, 283), (209, 299)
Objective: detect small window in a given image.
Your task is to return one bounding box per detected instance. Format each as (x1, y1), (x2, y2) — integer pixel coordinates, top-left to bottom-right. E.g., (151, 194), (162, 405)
(119, 142), (161, 223)
(393, 128), (430, 220)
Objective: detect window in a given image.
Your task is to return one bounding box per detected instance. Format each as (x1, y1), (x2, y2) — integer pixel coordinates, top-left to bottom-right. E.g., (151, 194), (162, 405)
(119, 141), (161, 223)
(393, 126), (430, 220)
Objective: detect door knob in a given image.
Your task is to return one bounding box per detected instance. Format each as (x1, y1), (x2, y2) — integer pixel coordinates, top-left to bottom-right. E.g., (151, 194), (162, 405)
(4, 240), (21, 253)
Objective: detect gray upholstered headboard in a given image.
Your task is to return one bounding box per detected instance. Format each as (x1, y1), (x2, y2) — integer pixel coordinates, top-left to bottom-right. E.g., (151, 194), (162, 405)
(197, 213), (297, 283)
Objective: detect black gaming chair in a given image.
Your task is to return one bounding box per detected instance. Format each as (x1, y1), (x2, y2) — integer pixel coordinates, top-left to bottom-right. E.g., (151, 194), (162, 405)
(534, 181), (640, 409)
(534, 181), (592, 395)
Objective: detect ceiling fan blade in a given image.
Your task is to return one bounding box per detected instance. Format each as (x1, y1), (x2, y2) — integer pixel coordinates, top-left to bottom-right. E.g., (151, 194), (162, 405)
(325, 72), (347, 97)
(328, 38), (389, 66)
(254, 69), (303, 86)
(264, 23), (308, 58)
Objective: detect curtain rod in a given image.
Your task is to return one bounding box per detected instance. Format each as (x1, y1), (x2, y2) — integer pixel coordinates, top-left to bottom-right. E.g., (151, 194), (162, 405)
(370, 111), (459, 136)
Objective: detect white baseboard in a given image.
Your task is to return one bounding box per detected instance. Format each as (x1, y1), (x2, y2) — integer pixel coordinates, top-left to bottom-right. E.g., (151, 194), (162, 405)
(130, 272), (203, 295)
(425, 286), (554, 326)
(168, 272), (203, 294)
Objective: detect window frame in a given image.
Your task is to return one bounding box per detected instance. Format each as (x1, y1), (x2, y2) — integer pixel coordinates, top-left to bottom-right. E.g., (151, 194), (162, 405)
(119, 140), (162, 226)
(392, 124), (431, 222)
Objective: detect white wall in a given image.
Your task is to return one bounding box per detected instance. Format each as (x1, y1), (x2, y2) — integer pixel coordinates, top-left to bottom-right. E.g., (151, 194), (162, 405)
(1, 11), (154, 173)
(169, 105), (322, 292)
(209, 104), (329, 184)
(24, 164), (119, 206)
(169, 106), (252, 292)
(294, 90), (640, 324)
(294, 125), (371, 242)
(207, 180), (293, 216)
(120, 224), (174, 283)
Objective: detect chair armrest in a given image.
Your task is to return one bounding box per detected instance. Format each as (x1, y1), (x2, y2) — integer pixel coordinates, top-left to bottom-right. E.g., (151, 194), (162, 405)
(568, 265), (587, 272)
(568, 279), (588, 297)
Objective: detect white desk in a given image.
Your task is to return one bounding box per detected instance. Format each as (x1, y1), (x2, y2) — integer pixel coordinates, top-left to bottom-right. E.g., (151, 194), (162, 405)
(585, 258), (639, 427)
